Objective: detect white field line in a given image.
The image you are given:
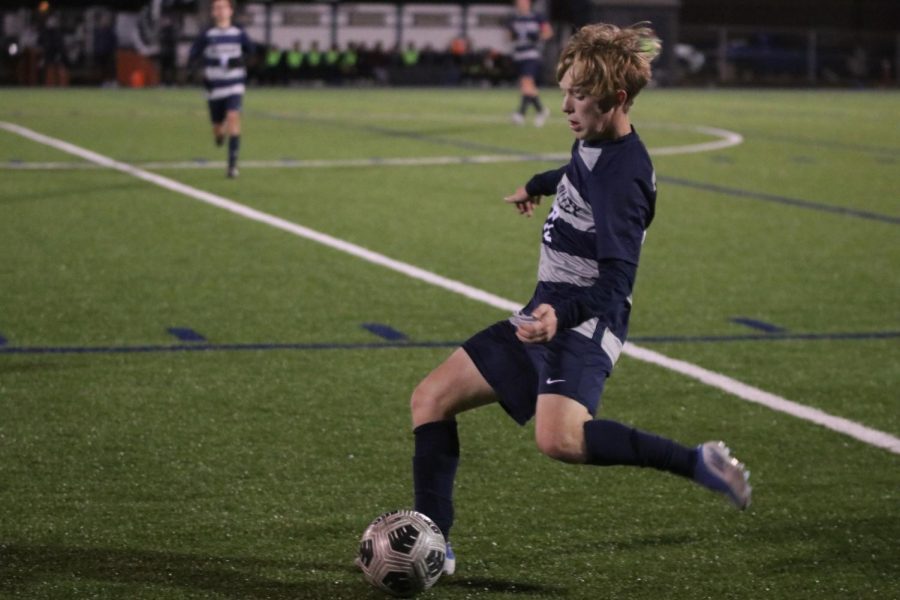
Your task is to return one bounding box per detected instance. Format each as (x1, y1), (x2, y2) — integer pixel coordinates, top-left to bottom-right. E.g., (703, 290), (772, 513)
(646, 125), (744, 156)
(3, 120), (896, 456)
(0, 124), (743, 171)
(0, 154), (570, 171)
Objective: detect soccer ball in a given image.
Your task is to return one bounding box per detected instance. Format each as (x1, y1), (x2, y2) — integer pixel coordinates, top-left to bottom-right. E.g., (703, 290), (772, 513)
(357, 510), (446, 597)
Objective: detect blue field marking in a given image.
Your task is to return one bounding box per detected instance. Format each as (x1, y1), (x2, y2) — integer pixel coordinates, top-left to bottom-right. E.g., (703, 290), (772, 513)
(167, 327), (207, 342)
(731, 317), (787, 334)
(1, 330), (898, 356)
(361, 323), (408, 341)
(658, 175), (900, 225)
(0, 340), (456, 355)
(630, 331), (900, 344)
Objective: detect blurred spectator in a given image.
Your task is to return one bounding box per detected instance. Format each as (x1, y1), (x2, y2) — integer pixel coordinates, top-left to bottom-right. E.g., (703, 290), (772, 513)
(304, 40), (323, 82)
(401, 41), (419, 67)
(285, 41), (302, 84)
(93, 13), (117, 87)
(367, 41), (390, 85)
(158, 13), (178, 86)
(878, 58), (893, 86)
(340, 41), (358, 81)
(264, 44), (283, 85)
(39, 13), (68, 86)
(846, 45), (868, 86)
(16, 21), (41, 85)
(324, 43), (340, 83)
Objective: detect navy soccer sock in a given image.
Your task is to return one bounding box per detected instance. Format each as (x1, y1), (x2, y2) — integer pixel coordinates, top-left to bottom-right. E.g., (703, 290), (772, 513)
(583, 419), (697, 478)
(518, 95), (529, 115)
(228, 135), (240, 169)
(413, 420), (459, 539)
(531, 95), (544, 112)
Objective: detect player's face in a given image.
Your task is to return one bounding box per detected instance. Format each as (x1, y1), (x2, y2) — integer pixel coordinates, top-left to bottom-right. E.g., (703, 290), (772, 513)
(212, 0), (233, 27)
(559, 68), (622, 142)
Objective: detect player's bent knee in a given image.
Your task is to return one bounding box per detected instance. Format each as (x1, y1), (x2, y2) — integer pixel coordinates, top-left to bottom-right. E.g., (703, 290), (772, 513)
(410, 378), (448, 423)
(534, 429), (586, 464)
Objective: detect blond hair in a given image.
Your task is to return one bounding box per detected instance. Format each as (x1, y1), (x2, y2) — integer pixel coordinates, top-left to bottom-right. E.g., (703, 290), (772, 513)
(556, 23), (661, 106)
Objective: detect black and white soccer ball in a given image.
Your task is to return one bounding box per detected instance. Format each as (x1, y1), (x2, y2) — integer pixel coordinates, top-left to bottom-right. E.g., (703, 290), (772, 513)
(357, 510), (446, 597)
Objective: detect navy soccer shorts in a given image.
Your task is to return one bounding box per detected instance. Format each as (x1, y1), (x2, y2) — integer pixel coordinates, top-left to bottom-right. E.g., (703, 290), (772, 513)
(515, 59), (542, 81)
(207, 94), (243, 125)
(462, 320), (612, 425)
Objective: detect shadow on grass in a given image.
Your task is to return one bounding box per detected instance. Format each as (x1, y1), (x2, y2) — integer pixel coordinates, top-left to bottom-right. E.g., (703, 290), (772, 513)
(443, 576), (566, 595)
(0, 543), (565, 598)
(0, 544), (366, 599)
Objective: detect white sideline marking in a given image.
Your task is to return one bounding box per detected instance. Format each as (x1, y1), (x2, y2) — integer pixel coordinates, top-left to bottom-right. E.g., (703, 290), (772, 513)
(0, 154), (569, 171)
(625, 345), (900, 454)
(3, 120), (897, 456)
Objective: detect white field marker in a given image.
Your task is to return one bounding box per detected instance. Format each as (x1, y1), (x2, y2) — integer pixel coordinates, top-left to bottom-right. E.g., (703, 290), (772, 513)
(2, 120), (896, 455)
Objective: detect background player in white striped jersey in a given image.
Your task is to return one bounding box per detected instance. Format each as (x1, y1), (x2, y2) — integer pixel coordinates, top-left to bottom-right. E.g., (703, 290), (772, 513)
(189, 0), (253, 178)
(508, 0), (553, 127)
(410, 23), (752, 577)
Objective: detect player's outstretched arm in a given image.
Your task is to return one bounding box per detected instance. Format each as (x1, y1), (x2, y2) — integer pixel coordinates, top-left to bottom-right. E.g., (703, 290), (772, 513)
(504, 186), (541, 217)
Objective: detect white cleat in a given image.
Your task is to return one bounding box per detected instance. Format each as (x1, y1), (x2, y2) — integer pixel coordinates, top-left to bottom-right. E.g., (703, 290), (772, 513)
(510, 112), (525, 126)
(534, 107), (550, 127)
(694, 441), (752, 510)
(443, 541), (456, 575)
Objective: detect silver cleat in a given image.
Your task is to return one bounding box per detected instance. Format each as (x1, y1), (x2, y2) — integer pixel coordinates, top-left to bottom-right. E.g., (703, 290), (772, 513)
(695, 441), (752, 510)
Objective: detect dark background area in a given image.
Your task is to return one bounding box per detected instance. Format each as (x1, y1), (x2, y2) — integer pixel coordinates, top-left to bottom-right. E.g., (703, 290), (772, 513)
(2, 0), (898, 31)
(3, 0), (898, 87)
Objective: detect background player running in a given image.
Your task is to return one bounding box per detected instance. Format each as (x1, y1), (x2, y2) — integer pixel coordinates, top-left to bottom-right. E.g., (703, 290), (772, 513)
(410, 22), (752, 577)
(189, 0), (253, 179)
(508, 0), (553, 127)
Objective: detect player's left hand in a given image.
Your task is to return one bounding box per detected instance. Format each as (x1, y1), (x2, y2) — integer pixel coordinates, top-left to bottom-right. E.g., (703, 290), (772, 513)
(515, 303), (558, 343)
(504, 186), (541, 217)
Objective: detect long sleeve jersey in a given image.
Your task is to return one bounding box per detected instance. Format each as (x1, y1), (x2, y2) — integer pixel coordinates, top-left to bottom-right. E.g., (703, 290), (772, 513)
(520, 128), (657, 365)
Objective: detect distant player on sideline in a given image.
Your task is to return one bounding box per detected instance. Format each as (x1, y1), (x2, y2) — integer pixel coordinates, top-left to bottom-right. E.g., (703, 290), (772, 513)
(508, 0), (553, 126)
(189, 0), (253, 178)
(410, 23), (751, 576)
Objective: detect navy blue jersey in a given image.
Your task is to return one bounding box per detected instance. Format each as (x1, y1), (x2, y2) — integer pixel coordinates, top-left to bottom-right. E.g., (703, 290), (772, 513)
(520, 129), (656, 365)
(508, 12), (547, 62)
(189, 25), (254, 99)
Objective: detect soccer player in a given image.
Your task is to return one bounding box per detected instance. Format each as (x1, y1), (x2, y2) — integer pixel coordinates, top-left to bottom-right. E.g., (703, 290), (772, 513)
(410, 23), (752, 577)
(508, 0), (553, 126)
(189, 0), (253, 179)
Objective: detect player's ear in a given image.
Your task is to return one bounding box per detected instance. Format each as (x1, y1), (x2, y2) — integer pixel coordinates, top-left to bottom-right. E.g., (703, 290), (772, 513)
(597, 92), (621, 113)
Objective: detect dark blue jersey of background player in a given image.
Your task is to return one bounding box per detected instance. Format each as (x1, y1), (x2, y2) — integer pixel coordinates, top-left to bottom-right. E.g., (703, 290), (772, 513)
(188, 0), (253, 178)
(188, 19), (253, 101)
(509, 6), (548, 63)
(508, 0), (553, 126)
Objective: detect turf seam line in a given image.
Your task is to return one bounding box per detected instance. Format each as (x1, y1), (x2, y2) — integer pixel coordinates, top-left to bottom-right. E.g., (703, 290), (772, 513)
(658, 175), (900, 225)
(3, 119), (897, 456)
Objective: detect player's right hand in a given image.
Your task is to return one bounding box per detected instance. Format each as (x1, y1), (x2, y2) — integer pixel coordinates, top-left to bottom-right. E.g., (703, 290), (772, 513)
(504, 186), (541, 217)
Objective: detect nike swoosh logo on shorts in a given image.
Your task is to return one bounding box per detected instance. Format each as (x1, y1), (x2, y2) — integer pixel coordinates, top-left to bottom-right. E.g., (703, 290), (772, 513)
(546, 378), (566, 385)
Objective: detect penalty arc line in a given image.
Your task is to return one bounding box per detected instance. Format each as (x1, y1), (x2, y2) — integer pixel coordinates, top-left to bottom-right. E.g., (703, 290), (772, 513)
(2, 120), (897, 456)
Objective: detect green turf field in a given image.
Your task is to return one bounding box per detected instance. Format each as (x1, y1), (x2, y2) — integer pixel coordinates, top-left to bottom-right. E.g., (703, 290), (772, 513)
(1, 86), (898, 599)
